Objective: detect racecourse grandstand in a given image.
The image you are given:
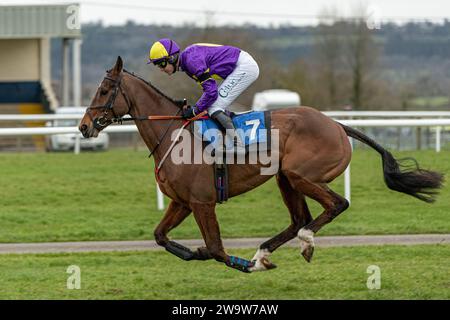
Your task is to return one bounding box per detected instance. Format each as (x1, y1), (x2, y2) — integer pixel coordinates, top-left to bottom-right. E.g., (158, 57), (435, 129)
(0, 4), (81, 150)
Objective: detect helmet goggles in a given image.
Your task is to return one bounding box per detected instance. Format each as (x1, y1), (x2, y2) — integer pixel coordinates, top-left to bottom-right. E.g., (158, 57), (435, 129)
(153, 58), (168, 68)
(148, 39), (180, 68)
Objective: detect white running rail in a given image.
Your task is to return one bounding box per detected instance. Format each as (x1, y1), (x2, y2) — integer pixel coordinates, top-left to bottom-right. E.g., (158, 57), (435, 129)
(1, 113), (449, 209)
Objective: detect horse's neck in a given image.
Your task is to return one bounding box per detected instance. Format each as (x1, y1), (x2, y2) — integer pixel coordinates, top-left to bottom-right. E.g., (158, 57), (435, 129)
(125, 74), (180, 162)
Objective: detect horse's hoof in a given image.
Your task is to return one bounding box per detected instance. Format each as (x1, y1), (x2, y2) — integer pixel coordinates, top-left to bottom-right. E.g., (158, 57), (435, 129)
(193, 246), (213, 260)
(249, 249), (277, 272)
(298, 228), (315, 263)
(261, 257), (277, 270)
(301, 245), (314, 263)
(249, 258), (277, 272)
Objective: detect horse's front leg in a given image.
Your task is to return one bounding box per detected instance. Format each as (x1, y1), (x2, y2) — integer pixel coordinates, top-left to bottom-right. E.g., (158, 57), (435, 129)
(154, 200), (212, 261)
(191, 203), (255, 273)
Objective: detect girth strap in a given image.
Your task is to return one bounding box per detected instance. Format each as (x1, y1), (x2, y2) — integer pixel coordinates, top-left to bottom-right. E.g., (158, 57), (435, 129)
(214, 137), (229, 204)
(214, 162), (229, 203)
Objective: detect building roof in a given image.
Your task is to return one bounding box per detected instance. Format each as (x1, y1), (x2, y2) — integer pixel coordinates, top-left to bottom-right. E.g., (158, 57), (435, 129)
(0, 4), (81, 39)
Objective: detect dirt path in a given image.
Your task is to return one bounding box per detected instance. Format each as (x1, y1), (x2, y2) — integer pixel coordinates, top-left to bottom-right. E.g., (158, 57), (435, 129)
(0, 234), (448, 254)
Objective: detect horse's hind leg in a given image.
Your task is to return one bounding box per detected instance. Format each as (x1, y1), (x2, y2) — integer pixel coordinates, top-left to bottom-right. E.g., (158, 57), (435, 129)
(250, 172), (313, 272)
(284, 171), (349, 262)
(154, 200), (212, 261)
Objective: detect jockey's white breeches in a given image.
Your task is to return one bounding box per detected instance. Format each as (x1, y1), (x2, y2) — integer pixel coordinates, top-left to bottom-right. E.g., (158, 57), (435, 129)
(208, 50), (260, 115)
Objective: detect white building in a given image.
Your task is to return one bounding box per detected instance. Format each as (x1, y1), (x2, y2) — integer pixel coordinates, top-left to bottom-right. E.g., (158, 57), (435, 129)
(252, 89), (301, 111)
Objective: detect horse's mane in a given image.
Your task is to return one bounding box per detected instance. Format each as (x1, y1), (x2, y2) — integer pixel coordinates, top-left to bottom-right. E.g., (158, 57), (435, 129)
(122, 69), (177, 104)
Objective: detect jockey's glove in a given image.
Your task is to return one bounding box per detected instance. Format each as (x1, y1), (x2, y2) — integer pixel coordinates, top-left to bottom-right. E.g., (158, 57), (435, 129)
(181, 106), (197, 119)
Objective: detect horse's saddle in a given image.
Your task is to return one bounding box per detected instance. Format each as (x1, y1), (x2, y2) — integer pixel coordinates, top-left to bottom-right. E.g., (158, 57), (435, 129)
(192, 110), (271, 152)
(192, 110), (272, 204)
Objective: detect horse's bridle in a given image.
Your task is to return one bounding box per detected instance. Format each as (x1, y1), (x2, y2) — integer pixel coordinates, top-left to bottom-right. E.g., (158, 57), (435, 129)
(86, 72), (183, 158)
(86, 74), (132, 130)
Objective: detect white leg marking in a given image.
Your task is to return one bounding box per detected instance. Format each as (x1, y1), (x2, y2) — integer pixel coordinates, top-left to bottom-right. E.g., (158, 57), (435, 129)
(298, 228), (315, 251)
(249, 248), (271, 272)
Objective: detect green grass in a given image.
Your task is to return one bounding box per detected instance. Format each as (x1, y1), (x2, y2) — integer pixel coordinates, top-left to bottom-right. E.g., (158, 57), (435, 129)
(0, 245), (448, 299)
(410, 96), (449, 108)
(0, 149), (449, 243)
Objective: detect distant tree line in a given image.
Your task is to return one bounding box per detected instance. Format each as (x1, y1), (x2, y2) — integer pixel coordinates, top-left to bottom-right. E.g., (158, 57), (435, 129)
(50, 17), (450, 110)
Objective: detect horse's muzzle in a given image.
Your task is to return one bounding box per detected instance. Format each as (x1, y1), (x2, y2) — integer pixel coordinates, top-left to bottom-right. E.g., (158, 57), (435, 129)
(79, 123), (90, 138)
(79, 123), (99, 138)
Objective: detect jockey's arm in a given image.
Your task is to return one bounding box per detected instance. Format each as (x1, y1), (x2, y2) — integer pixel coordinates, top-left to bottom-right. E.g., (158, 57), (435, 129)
(184, 53), (219, 114)
(194, 77), (218, 113)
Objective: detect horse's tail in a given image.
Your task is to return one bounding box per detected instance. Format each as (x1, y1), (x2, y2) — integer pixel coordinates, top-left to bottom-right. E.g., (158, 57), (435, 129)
(340, 123), (444, 203)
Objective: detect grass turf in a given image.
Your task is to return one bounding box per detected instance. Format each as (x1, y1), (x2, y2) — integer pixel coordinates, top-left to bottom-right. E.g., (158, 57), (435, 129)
(0, 244), (448, 299)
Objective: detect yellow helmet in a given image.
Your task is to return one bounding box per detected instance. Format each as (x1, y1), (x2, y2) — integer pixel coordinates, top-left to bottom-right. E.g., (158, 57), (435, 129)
(148, 38), (180, 65)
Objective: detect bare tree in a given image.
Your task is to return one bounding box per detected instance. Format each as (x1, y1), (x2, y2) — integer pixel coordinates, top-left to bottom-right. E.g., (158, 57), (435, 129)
(343, 3), (379, 110)
(313, 6), (344, 107)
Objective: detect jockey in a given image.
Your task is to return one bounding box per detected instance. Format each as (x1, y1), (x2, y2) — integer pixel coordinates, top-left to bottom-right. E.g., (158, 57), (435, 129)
(148, 38), (260, 148)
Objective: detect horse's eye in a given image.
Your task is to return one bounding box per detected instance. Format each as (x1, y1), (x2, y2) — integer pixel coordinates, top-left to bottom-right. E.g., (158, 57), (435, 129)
(100, 89), (108, 96)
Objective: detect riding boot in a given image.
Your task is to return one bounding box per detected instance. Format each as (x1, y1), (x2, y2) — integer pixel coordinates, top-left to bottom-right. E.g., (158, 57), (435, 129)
(211, 110), (245, 151)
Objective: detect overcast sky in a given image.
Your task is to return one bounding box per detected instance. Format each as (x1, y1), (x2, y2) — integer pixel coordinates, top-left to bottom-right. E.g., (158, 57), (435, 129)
(2, 0), (450, 26)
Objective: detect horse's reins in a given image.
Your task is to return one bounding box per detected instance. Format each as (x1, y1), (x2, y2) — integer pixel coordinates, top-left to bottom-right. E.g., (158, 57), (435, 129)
(86, 74), (207, 173)
(86, 75), (131, 129)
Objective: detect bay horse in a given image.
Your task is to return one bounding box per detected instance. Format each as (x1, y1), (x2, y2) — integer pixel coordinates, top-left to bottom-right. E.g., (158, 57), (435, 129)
(79, 57), (444, 273)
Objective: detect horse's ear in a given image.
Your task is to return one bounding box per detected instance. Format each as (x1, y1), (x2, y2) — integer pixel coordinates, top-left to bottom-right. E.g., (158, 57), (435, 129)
(112, 56), (123, 74)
